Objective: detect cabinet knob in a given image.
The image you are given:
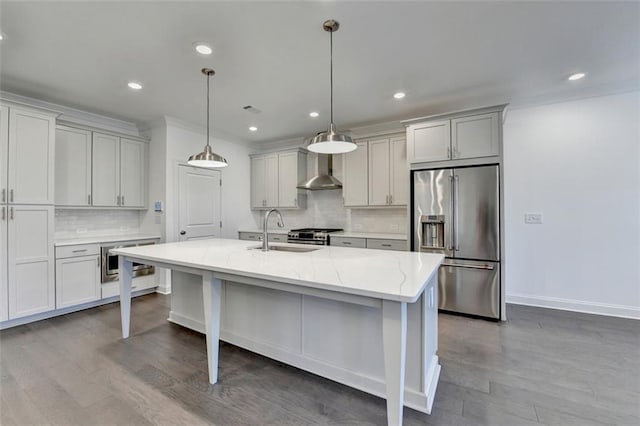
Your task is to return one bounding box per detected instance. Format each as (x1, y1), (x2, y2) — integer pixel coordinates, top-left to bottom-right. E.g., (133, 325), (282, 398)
(180, 230), (186, 235)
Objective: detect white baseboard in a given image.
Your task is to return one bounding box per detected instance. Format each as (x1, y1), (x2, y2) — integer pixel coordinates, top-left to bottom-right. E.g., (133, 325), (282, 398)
(506, 294), (640, 320)
(155, 284), (171, 295)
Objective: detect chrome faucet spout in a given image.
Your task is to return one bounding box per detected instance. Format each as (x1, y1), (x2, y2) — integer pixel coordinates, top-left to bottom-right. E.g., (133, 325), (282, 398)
(262, 209), (285, 251)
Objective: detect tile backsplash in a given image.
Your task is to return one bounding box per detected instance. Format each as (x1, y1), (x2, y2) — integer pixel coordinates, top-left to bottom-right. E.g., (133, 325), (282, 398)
(251, 190), (408, 234)
(55, 209), (142, 239)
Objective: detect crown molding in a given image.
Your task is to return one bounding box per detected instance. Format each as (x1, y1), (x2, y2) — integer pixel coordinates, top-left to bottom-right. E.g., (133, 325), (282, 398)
(0, 91), (142, 136)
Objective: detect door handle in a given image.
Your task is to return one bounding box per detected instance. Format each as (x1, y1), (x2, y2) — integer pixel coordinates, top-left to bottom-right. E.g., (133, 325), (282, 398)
(454, 174), (460, 251)
(180, 231), (186, 235)
(9, 189), (13, 203)
(1, 189), (4, 202)
(9, 207), (13, 220)
(448, 174), (455, 251)
(88, 194), (91, 205)
(121, 195), (124, 205)
(1, 207), (4, 221)
(116, 195), (120, 206)
(389, 194), (393, 204)
(441, 262), (495, 271)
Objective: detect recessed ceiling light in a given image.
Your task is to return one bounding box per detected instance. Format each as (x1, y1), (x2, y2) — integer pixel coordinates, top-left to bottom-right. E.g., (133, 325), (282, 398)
(393, 92), (406, 99)
(309, 111), (319, 118)
(0, 34), (4, 41)
(127, 81), (142, 90)
(194, 43), (212, 55)
(568, 72), (586, 81)
(249, 126), (258, 132)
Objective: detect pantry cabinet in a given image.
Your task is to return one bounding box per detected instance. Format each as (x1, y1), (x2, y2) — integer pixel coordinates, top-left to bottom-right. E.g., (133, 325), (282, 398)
(251, 149), (306, 209)
(55, 126), (92, 206)
(7, 205), (54, 319)
(7, 107), (55, 205)
(343, 135), (407, 207)
(406, 112), (500, 164)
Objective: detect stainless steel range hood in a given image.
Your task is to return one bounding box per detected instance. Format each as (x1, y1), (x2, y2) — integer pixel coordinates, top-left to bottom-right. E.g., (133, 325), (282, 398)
(297, 153), (342, 190)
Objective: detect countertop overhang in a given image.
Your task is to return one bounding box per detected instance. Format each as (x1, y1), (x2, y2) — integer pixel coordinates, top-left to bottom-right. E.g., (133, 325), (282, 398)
(112, 238), (442, 303)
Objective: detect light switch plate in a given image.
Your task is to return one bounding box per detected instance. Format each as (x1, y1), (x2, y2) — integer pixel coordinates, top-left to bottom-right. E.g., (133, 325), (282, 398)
(524, 213), (543, 224)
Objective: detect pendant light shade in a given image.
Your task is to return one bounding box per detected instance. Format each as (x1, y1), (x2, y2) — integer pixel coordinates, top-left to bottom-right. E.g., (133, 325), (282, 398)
(307, 20), (357, 155)
(188, 68), (228, 168)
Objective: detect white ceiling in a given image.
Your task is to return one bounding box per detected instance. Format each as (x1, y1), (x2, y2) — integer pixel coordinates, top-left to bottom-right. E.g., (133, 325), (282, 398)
(1, 1), (639, 143)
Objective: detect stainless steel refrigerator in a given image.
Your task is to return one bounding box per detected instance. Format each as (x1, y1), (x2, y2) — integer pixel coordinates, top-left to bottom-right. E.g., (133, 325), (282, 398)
(412, 165), (500, 319)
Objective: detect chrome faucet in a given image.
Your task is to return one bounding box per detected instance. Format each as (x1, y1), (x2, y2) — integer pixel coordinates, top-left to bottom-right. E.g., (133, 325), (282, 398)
(262, 209), (284, 251)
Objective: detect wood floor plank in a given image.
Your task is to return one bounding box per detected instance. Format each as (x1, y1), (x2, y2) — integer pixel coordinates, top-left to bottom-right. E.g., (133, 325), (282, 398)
(2, 293), (639, 425)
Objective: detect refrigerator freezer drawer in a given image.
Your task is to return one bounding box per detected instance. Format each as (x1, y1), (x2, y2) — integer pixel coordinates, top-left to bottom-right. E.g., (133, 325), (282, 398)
(438, 260), (499, 319)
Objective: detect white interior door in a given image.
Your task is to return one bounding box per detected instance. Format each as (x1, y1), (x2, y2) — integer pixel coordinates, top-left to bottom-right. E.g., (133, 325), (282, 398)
(178, 165), (221, 241)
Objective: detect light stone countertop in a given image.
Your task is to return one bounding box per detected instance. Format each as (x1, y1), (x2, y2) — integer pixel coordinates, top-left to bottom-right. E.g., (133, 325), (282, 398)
(112, 238), (442, 303)
(55, 234), (162, 247)
(237, 228), (289, 235)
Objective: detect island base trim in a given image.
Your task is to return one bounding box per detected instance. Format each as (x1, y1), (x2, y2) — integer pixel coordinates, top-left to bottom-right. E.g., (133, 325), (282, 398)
(166, 314), (440, 414)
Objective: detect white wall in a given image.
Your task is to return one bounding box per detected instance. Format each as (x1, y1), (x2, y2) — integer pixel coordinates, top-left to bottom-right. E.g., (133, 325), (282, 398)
(504, 91), (640, 318)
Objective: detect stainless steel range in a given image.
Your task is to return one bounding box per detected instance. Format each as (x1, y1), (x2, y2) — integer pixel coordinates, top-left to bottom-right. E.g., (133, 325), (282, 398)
(287, 228), (343, 245)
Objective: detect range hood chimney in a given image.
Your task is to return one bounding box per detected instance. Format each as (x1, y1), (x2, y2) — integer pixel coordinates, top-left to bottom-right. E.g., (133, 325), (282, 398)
(297, 153), (342, 190)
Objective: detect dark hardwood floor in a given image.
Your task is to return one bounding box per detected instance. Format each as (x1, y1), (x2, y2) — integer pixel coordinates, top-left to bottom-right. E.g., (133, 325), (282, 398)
(1, 294), (638, 425)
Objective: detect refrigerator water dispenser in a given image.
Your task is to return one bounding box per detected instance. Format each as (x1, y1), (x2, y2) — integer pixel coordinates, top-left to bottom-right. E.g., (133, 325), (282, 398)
(420, 215), (445, 249)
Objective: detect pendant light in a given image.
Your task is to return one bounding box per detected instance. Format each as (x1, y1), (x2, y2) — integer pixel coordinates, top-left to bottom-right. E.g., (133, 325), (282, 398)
(188, 68), (228, 168)
(307, 20), (357, 154)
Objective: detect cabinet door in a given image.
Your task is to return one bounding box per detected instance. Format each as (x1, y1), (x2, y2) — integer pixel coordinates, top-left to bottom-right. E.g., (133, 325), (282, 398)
(55, 127), (92, 206)
(368, 138), (390, 206)
(55, 255), (100, 309)
(451, 113), (499, 159)
(0, 106), (8, 202)
(8, 205), (54, 319)
(389, 136), (408, 206)
(407, 120), (450, 163)
(343, 141), (368, 206)
(264, 153), (279, 208)
(251, 156), (266, 208)
(120, 138), (146, 208)
(278, 152), (299, 208)
(92, 133), (120, 207)
(0, 209), (7, 322)
(8, 108), (55, 204)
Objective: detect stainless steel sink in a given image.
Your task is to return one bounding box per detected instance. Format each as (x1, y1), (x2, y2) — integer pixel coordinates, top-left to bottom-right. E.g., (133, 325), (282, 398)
(249, 245), (319, 253)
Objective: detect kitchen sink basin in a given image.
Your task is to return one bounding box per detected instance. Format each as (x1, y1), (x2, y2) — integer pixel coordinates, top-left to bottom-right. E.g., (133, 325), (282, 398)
(249, 245), (319, 253)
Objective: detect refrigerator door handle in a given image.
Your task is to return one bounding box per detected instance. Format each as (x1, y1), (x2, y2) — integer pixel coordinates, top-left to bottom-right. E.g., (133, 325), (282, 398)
(454, 174), (460, 251)
(448, 174), (455, 251)
(441, 262), (495, 271)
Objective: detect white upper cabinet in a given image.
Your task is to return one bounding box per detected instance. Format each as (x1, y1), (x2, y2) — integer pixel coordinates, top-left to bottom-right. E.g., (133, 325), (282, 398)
(278, 151), (306, 208)
(251, 156), (266, 208)
(345, 135), (407, 208)
(90, 132), (146, 208)
(250, 150), (306, 209)
(389, 135), (408, 206)
(120, 138), (146, 208)
(407, 120), (450, 163)
(55, 126), (92, 206)
(406, 111), (501, 164)
(368, 138), (391, 206)
(7, 108), (55, 205)
(451, 113), (499, 159)
(0, 106), (7, 205)
(7, 205), (54, 319)
(343, 141), (369, 207)
(264, 153), (279, 208)
(92, 132), (120, 207)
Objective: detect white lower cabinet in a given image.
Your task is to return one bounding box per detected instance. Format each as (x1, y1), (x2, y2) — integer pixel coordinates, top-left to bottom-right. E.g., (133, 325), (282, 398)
(331, 236), (408, 251)
(7, 205), (54, 319)
(55, 244), (101, 309)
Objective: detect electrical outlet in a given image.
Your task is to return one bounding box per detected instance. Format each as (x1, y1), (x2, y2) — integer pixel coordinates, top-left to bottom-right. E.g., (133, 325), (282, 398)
(524, 213), (543, 224)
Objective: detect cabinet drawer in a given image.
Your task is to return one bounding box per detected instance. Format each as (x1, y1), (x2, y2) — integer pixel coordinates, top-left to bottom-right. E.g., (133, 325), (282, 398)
(366, 239), (408, 251)
(268, 234), (287, 242)
(330, 236), (366, 248)
(238, 232), (262, 241)
(56, 243), (101, 259)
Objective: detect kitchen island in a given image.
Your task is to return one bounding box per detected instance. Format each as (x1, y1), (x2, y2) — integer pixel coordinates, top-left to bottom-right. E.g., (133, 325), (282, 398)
(112, 239), (443, 426)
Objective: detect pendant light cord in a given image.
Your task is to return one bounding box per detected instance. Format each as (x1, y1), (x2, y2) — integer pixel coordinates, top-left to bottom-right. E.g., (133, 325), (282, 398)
(330, 29), (334, 126)
(206, 72), (211, 148)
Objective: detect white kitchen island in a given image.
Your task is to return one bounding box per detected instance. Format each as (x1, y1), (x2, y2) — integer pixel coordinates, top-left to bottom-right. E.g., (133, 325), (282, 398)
(112, 239), (443, 426)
